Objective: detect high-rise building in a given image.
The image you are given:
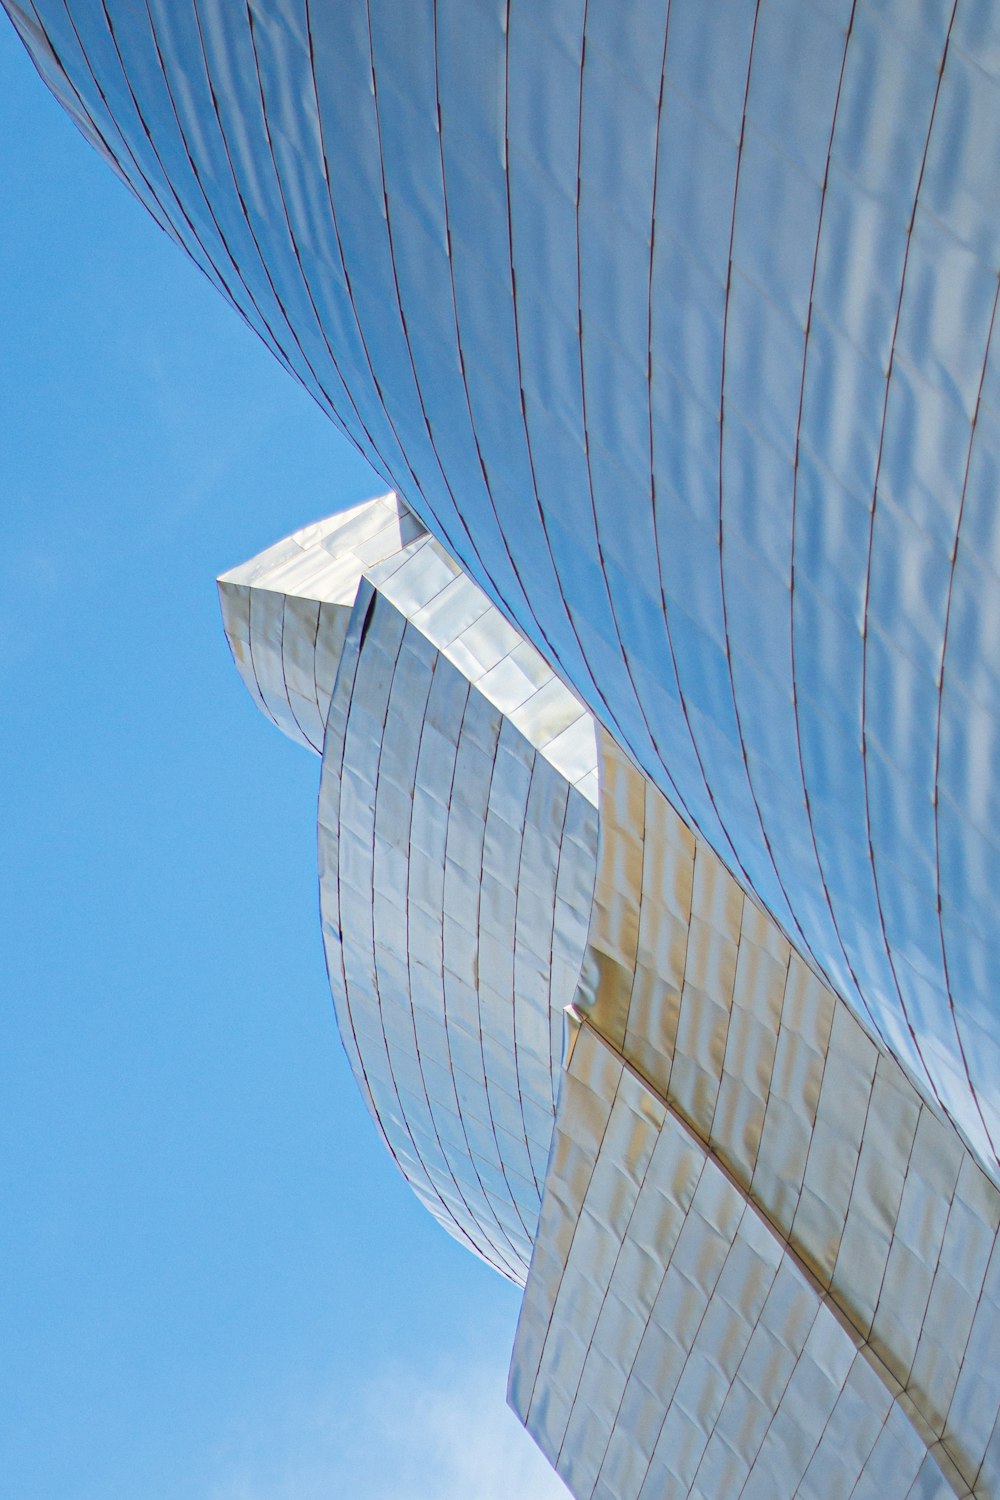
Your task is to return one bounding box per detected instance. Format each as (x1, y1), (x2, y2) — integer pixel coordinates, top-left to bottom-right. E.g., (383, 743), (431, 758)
(222, 494), (999, 1500)
(8, 0), (1000, 1492)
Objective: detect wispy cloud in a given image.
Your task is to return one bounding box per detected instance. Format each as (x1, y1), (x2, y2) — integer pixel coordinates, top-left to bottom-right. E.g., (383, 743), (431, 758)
(211, 1351), (570, 1500)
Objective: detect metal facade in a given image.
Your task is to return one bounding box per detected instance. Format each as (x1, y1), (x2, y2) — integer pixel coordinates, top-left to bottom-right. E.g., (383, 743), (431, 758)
(219, 492), (427, 753)
(10, 0), (1000, 1173)
(519, 733), (1000, 1499)
(222, 499), (999, 1499)
(221, 495), (600, 1281)
(10, 0), (1000, 1487)
(511, 1018), (975, 1500)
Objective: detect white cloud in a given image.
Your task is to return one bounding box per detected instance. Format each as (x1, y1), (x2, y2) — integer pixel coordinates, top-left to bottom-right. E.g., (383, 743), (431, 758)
(211, 1351), (570, 1500)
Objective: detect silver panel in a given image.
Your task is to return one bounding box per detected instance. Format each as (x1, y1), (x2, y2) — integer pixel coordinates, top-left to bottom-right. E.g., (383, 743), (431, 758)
(12, 0), (1000, 1176)
(222, 513), (997, 1489)
(225, 503), (599, 1280)
(570, 732), (1000, 1494)
(319, 581), (598, 1281)
(510, 1017), (958, 1500)
(218, 493), (424, 752)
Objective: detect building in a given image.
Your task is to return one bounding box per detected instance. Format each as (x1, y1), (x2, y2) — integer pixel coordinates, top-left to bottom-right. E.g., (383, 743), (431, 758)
(221, 494), (1000, 1500)
(8, 0), (1000, 1174)
(219, 492), (600, 1283)
(8, 0), (1000, 1492)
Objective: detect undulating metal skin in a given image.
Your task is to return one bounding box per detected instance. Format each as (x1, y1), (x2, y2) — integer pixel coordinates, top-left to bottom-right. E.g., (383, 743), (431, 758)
(511, 1017), (969, 1500)
(11, 0), (1000, 1175)
(222, 500), (999, 1500)
(218, 493), (426, 754)
(319, 584), (599, 1281)
(510, 733), (1000, 1499)
(221, 494), (599, 1282)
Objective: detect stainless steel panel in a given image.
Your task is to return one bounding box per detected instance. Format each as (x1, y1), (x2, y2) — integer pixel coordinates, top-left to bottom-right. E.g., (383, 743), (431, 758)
(511, 1019), (963, 1500)
(15, 0), (1000, 1173)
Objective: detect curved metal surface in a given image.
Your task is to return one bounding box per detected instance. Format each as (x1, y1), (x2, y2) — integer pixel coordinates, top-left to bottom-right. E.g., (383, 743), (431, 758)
(556, 731), (1000, 1496)
(218, 492), (426, 751)
(221, 509), (999, 1490)
(220, 497), (599, 1279)
(510, 1017), (970, 1500)
(10, 0), (1000, 1173)
(316, 563), (598, 1283)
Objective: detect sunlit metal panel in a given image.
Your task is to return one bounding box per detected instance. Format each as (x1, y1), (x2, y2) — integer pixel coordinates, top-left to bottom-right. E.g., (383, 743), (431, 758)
(220, 507), (999, 1492)
(10, 0), (1000, 1175)
(565, 731), (1000, 1493)
(509, 1017), (970, 1500)
(222, 500), (599, 1280)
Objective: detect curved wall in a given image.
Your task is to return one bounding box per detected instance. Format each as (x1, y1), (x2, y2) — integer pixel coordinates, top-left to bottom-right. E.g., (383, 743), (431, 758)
(318, 581), (598, 1282)
(510, 1019), (975, 1500)
(554, 732), (1000, 1496)
(220, 497), (599, 1280)
(222, 507), (999, 1490)
(219, 493), (425, 751)
(11, 0), (1000, 1173)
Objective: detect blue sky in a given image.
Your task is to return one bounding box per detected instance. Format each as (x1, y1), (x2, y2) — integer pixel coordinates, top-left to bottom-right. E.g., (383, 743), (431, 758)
(0, 17), (566, 1498)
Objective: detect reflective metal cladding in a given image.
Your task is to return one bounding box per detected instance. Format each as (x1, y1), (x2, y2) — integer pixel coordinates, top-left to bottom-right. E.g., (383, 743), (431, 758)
(220, 495), (600, 1283)
(220, 498), (1000, 1500)
(10, 0), (1000, 1171)
(9, 0), (1000, 1491)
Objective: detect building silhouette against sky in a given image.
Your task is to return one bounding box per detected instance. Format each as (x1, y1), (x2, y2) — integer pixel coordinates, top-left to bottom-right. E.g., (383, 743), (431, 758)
(221, 494), (999, 1498)
(7, 1), (1000, 1495)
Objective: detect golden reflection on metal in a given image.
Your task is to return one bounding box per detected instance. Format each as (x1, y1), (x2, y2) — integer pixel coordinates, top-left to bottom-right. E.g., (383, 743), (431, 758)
(222, 510), (999, 1500)
(515, 731), (1000, 1498)
(512, 1019), (967, 1500)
